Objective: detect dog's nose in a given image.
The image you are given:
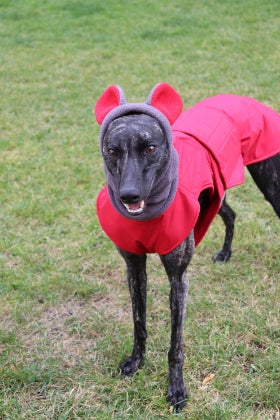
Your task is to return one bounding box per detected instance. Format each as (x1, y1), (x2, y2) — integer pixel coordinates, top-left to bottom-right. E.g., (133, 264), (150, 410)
(119, 186), (141, 203)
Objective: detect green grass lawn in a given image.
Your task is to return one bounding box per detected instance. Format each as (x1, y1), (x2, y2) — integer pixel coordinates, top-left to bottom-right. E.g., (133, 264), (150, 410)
(1, 0), (279, 418)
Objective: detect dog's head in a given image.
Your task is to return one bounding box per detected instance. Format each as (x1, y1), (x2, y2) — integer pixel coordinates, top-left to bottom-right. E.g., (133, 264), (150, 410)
(94, 83), (183, 220)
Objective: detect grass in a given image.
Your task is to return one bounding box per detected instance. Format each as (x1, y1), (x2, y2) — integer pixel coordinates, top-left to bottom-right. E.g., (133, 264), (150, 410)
(0, 0), (280, 418)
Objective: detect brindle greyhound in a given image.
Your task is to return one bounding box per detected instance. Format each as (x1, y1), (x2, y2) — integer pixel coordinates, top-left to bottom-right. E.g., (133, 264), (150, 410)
(94, 83), (280, 412)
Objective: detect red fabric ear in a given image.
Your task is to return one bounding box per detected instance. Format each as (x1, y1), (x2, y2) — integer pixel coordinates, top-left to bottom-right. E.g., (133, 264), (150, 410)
(95, 85), (124, 124)
(148, 83), (183, 124)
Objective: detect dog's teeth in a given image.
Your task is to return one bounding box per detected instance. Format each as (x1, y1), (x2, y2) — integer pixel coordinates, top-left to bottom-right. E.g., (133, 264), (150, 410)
(123, 200), (145, 214)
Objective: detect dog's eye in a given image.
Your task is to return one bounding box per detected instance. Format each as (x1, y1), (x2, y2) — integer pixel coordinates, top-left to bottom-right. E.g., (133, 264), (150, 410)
(145, 145), (156, 154)
(108, 148), (117, 157)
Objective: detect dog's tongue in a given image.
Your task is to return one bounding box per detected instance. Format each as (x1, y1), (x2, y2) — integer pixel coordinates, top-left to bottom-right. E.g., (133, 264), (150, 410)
(128, 202), (142, 211)
(123, 200), (145, 214)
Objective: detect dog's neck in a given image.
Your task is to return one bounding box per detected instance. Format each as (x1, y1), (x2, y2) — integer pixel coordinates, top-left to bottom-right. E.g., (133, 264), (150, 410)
(106, 145), (179, 221)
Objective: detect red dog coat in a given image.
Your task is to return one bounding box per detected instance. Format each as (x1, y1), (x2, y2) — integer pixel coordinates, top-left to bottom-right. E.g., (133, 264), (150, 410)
(95, 85), (280, 255)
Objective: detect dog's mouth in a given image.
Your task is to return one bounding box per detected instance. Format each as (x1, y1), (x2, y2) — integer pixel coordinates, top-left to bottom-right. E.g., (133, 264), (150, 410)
(122, 200), (145, 215)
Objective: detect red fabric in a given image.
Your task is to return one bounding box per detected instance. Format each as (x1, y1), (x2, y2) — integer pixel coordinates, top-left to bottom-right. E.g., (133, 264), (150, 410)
(149, 83), (184, 124)
(95, 85), (122, 124)
(173, 95), (280, 187)
(96, 95), (280, 255)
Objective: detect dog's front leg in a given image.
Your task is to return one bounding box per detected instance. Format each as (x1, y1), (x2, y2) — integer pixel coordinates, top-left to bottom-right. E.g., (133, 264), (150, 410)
(117, 248), (147, 378)
(160, 233), (195, 413)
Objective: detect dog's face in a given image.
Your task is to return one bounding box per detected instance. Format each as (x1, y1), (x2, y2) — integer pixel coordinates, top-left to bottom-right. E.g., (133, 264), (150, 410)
(102, 113), (169, 216)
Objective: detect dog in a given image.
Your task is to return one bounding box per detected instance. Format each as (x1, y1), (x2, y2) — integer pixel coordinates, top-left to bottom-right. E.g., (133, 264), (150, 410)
(94, 83), (280, 412)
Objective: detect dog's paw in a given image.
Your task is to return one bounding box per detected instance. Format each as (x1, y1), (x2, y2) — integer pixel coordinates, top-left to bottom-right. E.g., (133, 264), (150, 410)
(120, 356), (142, 378)
(212, 249), (231, 263)
(167, 382), (187, 413)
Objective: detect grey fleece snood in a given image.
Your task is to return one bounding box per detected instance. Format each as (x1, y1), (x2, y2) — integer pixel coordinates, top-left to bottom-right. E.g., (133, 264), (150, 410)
(99, 85), (179, 221)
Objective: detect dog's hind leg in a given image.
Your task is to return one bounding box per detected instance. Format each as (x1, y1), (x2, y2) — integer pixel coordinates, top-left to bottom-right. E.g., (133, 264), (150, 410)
(213, 196), (236, 263)
(247, 153), (280, 218)
(117, 248), (147, 377)
(160, 232), (195, 413)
